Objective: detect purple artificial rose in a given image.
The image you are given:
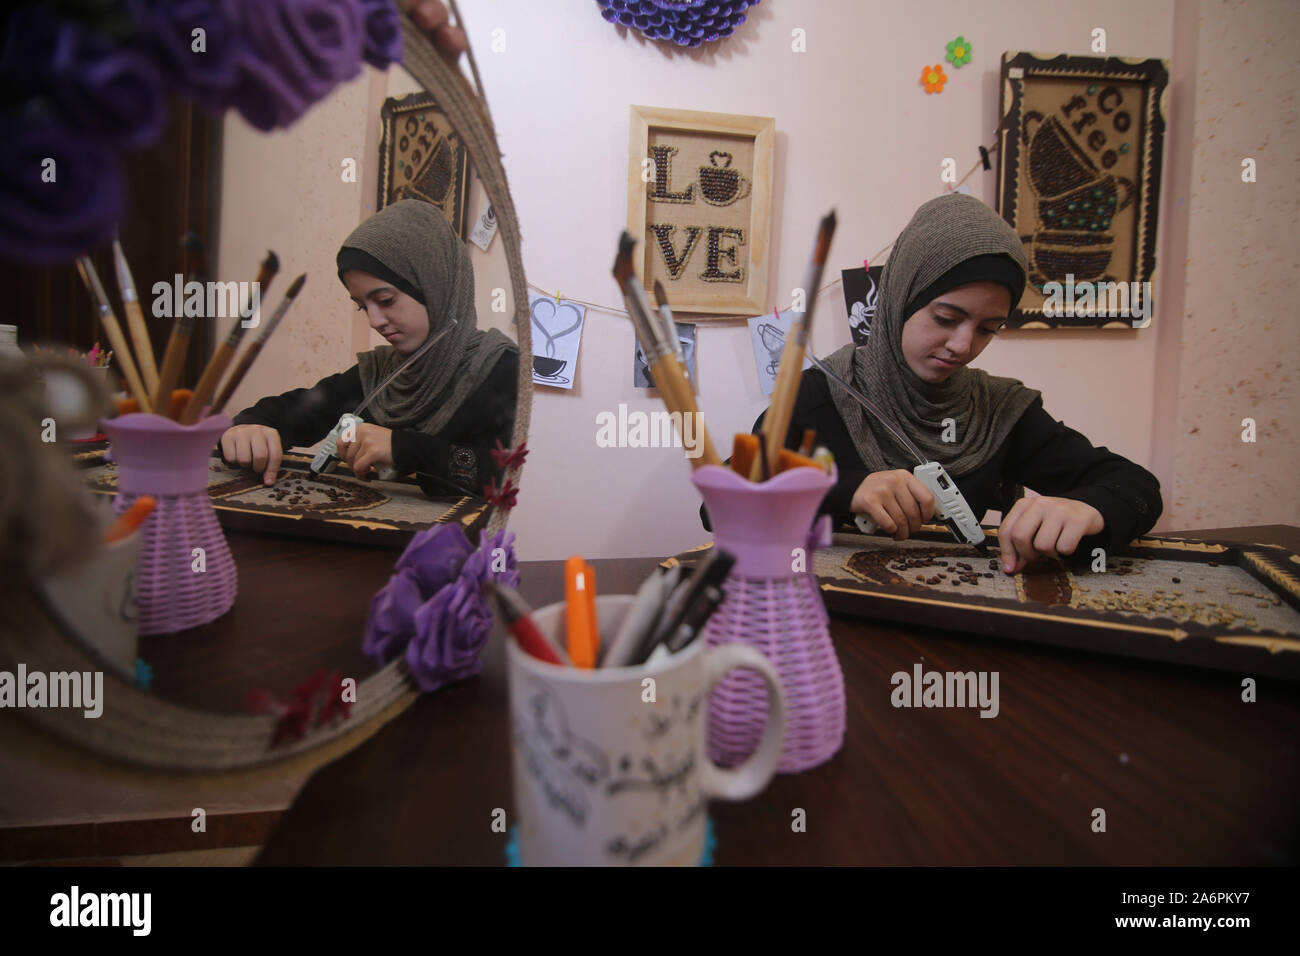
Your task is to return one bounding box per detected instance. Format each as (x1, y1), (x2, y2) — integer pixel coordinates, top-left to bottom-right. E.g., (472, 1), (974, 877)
(127, 0), (247, 111)
(227, 0), (366, 132)
(394, 523), (474, 595)
(357, 0), (403, 69)
(3, 7), (167, 150)
(0, 110), (125, 265)
(405, 580), (493, 691)
(362, 567), (423, 664)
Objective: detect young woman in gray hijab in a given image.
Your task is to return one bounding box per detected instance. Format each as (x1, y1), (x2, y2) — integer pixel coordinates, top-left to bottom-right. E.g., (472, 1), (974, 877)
(753, 193), (1161, 574)
(220, 200), (518, 497)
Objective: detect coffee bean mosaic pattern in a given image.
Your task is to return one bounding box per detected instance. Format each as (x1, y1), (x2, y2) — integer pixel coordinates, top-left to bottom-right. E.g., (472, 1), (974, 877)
(81, 452), (489, 546)
(817, 536), (1297, 636)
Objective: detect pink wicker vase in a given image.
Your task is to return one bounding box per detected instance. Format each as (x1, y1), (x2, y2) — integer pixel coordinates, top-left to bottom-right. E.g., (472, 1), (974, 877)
(692, 463), (845, 773)
(100, 412), (237, 635)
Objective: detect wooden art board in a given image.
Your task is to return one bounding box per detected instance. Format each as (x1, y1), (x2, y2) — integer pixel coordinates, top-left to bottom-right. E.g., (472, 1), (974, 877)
(75, 446), (490, 548)
(666, 528), (1300, 679)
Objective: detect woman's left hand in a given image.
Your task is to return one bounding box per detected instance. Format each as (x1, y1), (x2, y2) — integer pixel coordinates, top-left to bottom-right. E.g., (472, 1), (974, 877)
(997, 496), (1104, 574)
(337, 423), (394, 480)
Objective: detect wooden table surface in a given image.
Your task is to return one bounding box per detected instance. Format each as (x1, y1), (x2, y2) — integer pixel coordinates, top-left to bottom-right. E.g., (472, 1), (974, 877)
(255, 527), (1300, 866)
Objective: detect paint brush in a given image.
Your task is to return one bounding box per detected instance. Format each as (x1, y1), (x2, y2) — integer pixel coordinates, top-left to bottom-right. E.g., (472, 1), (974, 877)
(76, 256), (153, 413)
(613, 233), (721, 468)
(151, 312), (197, 416)
(209, 273), (306, 416)
(754, 210), (837, 479)
(111, 235), (160, 394)
(182, 251), (279, 424)
(652, 279), (690, 388)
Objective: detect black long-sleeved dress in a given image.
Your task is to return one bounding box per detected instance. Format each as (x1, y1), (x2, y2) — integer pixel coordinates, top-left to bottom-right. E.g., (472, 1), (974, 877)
(226, 351), (517, 497)
(710, 367), (1163, 555)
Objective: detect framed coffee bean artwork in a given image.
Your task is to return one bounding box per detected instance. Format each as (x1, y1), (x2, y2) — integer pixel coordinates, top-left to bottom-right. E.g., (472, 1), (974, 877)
(995, 52), (1170, 329)
(628, 106), (774, 316)
(377, 92), (472, 239)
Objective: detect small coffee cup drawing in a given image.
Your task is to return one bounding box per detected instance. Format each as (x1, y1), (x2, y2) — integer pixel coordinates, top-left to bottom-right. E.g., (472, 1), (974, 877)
(698, 151), (751, 207)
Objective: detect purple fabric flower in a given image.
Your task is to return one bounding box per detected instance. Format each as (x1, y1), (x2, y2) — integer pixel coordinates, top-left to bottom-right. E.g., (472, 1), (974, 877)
(127, 0), (247, 111)
(228, 0), (366, 132)
(362, 567), (423, 663)
(364, 525), (520, 691)
(358, 0), (404, 69)
(394, 523), (474, 595)
(403, 529), (520, 691)
(3, 7), (167, 150)
(0, 110), (124, 265)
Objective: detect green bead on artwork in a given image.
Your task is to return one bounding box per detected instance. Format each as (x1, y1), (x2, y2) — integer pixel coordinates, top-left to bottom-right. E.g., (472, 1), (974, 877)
(1045, 208), (1055, 217)
(1060, 217), (1071, 227)
(1087, 84), (1098, 94)
(1119, 142), (1131, 154)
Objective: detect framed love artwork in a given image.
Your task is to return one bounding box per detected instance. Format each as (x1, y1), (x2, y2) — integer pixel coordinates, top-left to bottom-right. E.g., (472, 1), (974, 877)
(996, 52), (1169, 329)
(377, 92), (472, 238)
(628, 106), (774, 316)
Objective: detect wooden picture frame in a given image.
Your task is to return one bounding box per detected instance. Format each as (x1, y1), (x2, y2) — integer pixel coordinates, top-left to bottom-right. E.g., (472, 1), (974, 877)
(666, 529), (1300, 679)
(628, 106), (774, 316)
(995, 52), (1169, 329)
(377, 91), (472, 238)
(76, 446), (490, 548)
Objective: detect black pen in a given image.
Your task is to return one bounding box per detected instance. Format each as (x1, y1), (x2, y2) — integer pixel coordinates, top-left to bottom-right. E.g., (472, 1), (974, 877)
(664, 584), (725, 654)
(636, 550), (735, 663)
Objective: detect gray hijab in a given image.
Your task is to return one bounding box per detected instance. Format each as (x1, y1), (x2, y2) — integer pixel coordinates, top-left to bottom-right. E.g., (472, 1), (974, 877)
(341, 199), (516, 436)
(823, 194), (1040, 476)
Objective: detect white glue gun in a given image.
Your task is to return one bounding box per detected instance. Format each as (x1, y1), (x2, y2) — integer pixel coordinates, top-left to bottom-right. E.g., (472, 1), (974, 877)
(854, 460), (988, 555)
(312, 413), (397, 482)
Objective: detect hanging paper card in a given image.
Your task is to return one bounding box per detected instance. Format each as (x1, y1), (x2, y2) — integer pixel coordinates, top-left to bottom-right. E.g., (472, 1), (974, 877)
(529, 294), (585, 390)
(841, 265), (883, 346)
(633, 322), (697, 389)
(747, 309), (812, 396)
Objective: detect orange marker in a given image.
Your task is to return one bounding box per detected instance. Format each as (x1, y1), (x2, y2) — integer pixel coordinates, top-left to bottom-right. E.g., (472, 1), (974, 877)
(564, 556), (599, 669)
(104, 495), (156, 544)
(730, 433), (759, 479)
(167, 388), (193, 421)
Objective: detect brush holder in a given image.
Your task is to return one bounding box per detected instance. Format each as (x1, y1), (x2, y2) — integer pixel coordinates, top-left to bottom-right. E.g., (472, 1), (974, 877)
(100, 412), (237, 635)
(692, 464), (845, 773)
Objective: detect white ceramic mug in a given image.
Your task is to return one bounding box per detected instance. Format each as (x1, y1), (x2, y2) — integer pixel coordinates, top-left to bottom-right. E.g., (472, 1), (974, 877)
(508, 594), (786, 866)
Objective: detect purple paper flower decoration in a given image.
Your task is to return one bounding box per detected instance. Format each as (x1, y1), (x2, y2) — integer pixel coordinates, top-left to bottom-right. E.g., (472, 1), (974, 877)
(395, 522), (475, 594)
(3, 7), (167, 150)
(127, 0), (248, 112)
(362, 567), (423, 662)
(365, 526), (520, 693)
(358, 0), (405, 69)
(227, 0), (367, 132)
(0, 110), (125, 265)
(596, 0), (761, 48)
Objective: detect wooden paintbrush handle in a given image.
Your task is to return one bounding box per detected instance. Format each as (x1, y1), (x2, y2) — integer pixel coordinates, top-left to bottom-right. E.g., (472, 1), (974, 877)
(650, 354), (721, 469)
(98, 311), (153, 414)
(122, 299), (159, 393)
(181, 341), (238, 424)
(210, 341), (263, 415)
(763, 336), (805, 475)
(151, 322), (193, 415)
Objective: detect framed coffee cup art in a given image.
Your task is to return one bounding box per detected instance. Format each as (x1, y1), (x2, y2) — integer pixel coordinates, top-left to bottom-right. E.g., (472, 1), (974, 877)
(995, 52), (1170, 329)
(628, 106), (775, 316)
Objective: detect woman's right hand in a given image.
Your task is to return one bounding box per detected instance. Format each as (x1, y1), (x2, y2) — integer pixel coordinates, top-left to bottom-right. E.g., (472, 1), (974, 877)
(850, 470), (936, 540)
(220, 425), (283, 486)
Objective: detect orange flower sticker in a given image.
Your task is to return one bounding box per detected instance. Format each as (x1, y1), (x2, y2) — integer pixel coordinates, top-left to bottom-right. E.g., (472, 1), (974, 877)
(921, 64), (947, 94)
